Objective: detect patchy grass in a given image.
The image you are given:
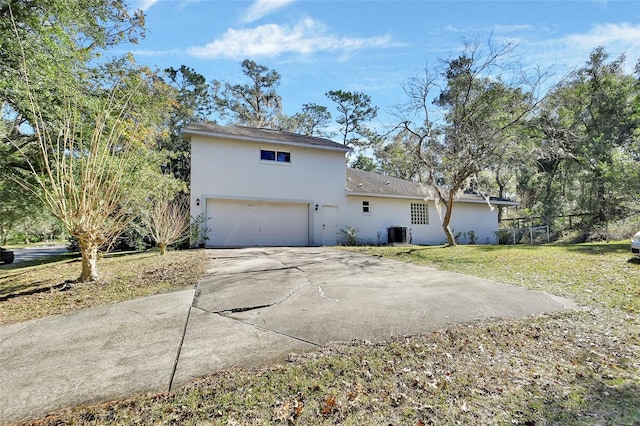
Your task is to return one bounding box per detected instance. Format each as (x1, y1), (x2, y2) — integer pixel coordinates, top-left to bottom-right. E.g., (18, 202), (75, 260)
(0, 249), (207, 325)
(7, 244), (640, 425)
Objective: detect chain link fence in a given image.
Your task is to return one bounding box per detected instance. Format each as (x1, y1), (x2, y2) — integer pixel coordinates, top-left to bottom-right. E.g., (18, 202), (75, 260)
(496, 225), (550, 245)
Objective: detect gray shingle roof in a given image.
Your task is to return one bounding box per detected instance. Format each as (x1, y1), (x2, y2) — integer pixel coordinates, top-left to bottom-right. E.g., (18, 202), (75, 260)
(346, 168), (518, 206)
(184, 123), (351, 152)
(346, 168), (435, 199)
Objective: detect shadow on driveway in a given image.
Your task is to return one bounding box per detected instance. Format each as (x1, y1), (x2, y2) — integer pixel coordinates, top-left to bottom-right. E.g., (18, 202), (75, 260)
(0, 247), (578, 424)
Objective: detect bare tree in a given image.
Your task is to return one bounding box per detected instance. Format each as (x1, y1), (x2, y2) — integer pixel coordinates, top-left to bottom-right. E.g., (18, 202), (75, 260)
(19, 94), (157, 280)
(144, 195), (190, 255)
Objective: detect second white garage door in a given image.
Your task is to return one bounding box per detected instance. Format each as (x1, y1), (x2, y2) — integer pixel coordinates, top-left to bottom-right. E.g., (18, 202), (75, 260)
(207, 199), (309, 246)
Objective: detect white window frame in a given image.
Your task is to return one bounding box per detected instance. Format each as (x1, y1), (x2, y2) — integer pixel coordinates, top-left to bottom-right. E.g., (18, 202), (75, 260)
(260, 149), (291, 164)
(362, 200), (371, 215)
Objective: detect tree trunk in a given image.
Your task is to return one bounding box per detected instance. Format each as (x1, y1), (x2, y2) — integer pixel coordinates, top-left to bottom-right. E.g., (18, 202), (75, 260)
(79, 239), (99, 282)
(158, 242), (167, 255)
(442, 196), (456, 247)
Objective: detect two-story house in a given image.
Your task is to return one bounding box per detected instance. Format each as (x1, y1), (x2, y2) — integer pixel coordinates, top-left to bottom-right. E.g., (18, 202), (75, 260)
(187, 123), (516, 247)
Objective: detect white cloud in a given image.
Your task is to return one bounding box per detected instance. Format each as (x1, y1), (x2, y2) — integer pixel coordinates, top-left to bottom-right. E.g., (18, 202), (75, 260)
(242, 0), (296, 23)
(491, 24), (536, 34)
(528, 22), (640, 74)
(130, 0), (198, 12)
(187, 19), (397, 60)
(564, 22), (640, 49)
(129, 48), (184, 57)
(131, 0), (160, 11)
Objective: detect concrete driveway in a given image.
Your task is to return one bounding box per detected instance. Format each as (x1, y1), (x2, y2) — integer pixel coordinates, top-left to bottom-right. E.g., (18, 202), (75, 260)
(0, 247), (576, 424)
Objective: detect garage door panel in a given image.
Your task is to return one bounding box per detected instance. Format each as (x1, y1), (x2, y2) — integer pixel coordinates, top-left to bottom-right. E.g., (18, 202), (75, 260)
(207, 200), (309, 246)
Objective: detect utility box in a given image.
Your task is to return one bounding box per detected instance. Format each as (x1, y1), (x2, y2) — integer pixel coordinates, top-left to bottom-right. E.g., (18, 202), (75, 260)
(387, 226), (408, 245)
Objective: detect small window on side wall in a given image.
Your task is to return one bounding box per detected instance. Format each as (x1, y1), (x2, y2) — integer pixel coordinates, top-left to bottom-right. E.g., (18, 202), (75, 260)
(277, 151), (290, 162)
(362, 200), (370, 214)
(260, 150), (276, 161)
(260, 149), (291, 163)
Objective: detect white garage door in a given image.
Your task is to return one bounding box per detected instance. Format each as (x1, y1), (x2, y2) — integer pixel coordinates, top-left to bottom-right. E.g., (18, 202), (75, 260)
(206, 199), (309, 246)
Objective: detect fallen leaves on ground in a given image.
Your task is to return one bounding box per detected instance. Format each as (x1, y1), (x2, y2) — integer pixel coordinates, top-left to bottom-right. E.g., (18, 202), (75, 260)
(0, 250), (206, 325)
(23, 309), (640, 425)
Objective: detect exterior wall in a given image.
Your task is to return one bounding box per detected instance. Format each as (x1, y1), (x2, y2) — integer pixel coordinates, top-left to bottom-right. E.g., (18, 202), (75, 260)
(339, 196), (500, 245)
(190, 133), (501, 247)
(339, 196), (440, 245)
(190, 134), (347, 246)
(447, 202), (500, 245)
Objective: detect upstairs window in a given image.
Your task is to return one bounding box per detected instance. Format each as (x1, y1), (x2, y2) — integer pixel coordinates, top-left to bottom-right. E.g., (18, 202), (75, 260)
(260, 149), (291, 163)
(411, 203), (429, 225)
(260, 150), (276, 161)
(277, 151), (291, 162)
(362, 200), (371, 214)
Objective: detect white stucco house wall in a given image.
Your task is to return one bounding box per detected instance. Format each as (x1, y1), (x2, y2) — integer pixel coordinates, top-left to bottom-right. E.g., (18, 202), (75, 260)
(186, 123), (517, 247)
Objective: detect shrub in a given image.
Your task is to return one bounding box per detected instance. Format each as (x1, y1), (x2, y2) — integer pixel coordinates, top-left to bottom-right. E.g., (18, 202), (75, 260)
(339, 226), (360, 246)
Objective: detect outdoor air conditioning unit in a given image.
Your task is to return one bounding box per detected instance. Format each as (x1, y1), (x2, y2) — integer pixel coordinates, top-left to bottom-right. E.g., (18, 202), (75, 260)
(387, 226), (408, 245)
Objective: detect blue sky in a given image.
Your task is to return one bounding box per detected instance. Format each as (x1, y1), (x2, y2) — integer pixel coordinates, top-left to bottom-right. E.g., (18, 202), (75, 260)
(125, 0), (640, 127)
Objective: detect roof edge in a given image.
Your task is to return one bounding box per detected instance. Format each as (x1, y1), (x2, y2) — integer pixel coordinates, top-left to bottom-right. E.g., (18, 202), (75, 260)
(346, 189), (519, 206)
(184, 125), (352, 153)
(346, 191), (432, 200)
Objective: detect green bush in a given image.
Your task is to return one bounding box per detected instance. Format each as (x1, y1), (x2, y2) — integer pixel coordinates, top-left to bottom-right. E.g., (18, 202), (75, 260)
(339, 226), (361, 246)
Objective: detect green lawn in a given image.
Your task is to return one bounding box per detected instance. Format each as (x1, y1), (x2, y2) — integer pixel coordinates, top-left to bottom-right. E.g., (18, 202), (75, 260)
(6, 243), (640, 425)
(349, 242), (640, 313)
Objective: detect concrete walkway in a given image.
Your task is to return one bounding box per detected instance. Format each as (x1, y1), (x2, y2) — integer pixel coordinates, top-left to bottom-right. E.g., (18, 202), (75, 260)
(0, 247), (577, 424)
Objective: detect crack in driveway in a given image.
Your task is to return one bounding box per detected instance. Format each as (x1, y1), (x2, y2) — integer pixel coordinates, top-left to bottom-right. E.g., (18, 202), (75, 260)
(198, 262), (336, 316)
(315, 282), (339, 302)
(208, 265), (302, 277)
(190, 305), (321, 348)
(167, 290), (196, 392)
(215, 304), (273, 315)
(168, 254), (342, 392)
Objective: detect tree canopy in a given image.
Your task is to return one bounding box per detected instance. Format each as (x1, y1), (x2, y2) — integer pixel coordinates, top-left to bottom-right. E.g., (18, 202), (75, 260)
(1, 1), (186, 281)
(326, 89), (379, 147)
(212, 59), (283, 128)
(3, 2), (639, 255)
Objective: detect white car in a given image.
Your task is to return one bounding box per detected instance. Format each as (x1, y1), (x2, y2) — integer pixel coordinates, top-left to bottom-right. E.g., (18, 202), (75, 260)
(632, 231), (640, 258)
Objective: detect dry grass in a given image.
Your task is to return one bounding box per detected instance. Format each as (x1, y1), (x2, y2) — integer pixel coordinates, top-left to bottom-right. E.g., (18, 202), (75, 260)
(22, 310), (640, 425)
(5, 243), (640, 425)
(0, 249), (207, 325)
